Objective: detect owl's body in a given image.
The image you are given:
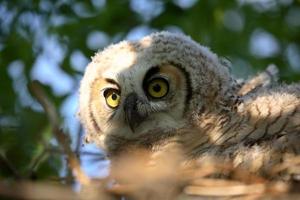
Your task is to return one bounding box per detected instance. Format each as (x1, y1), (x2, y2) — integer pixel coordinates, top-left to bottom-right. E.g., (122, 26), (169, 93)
(79, 32), (300, 177)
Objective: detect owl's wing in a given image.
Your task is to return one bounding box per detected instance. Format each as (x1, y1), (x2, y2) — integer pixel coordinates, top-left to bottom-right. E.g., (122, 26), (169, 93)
(238, 64), (279, 96)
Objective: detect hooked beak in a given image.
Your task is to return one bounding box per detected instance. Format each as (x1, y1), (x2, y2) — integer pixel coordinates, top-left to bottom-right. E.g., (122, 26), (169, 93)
(124, 93), (147, 132)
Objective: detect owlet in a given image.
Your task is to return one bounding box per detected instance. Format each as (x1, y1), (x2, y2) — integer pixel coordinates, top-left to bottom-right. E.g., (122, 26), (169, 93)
(78, 32), (300, 174)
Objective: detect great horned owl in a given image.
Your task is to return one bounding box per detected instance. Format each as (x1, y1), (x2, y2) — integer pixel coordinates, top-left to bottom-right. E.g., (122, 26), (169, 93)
(78, 32), (300, 175)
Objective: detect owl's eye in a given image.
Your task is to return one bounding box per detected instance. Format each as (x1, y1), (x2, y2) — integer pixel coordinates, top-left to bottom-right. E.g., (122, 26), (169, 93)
(146, 78), (169, 99)
(104, 89), (120, 108)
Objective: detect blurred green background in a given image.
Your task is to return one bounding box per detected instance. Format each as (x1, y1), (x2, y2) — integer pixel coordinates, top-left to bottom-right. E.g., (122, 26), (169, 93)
(1, 0), (300, 183)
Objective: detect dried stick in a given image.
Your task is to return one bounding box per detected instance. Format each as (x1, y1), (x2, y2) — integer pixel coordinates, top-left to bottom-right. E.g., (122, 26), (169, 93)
(0, 180), (78, 200)
(29, 81), (90, 185)
(184, 183), (266, 196)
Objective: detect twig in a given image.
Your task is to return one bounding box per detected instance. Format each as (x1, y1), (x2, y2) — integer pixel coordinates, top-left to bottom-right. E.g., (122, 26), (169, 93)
(48, 176), (76, 183)
(106, 183), (136, 196)
(0, 151), (21, 179)
(0, 180), (78, 200)
(27, 149), (48, 179)
(184, 183), (266, 196)
(45, 147), (105, 159)
(184, 179), (289, 197)
(29, 81), (90, 185)
(75, 125), (83, 157)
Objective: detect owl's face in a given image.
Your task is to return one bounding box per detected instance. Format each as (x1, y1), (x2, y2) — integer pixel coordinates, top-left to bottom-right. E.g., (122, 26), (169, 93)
(79, 32), (233, 155)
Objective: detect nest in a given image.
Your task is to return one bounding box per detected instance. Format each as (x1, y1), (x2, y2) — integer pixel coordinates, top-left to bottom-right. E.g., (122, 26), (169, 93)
(80, 146), (300, 200)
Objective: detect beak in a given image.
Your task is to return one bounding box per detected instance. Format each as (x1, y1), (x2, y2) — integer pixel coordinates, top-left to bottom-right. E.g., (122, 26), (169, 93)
(123, 93), (147, 132)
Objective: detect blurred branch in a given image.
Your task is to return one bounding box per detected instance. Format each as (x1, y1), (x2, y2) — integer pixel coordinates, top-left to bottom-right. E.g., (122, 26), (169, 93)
(45, 147), (105, 160)
(0, 180), (78, 200)
(28, 80), (90, 185)
(48, 176), (76, 183)
(0, 151), (21, 179)
(75, 125), (83, 157)
(27, 149), (48, 179)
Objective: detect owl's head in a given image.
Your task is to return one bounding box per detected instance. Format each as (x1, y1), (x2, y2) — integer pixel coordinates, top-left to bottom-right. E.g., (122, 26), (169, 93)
(79, 32), (235, 155)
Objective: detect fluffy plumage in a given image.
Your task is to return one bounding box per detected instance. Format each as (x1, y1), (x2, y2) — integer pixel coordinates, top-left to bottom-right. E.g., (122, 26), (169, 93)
(78, 32), (300, 176)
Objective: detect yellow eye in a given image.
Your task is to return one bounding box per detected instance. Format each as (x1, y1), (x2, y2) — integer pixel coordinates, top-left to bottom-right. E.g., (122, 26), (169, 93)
(147, 78), (169, 98)
(104, 89), (120, 108)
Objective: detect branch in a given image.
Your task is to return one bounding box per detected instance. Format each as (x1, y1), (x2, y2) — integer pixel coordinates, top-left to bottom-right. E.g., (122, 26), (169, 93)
(45, 147), (105, 160)
(26, 149), (48, 179)
(0, 180), (78, 200)
(28, 81), (90, 185)
(75, 125), (83, 157)
(0, 151), (21, 179)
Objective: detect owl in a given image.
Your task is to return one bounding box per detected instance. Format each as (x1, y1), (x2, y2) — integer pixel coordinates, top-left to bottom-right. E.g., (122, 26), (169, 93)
(78, 32), (300, 176)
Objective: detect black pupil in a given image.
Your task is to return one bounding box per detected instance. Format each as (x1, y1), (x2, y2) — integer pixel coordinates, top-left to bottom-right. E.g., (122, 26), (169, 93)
(111, 93), (117, 100)
(152, 84), (161, 92)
